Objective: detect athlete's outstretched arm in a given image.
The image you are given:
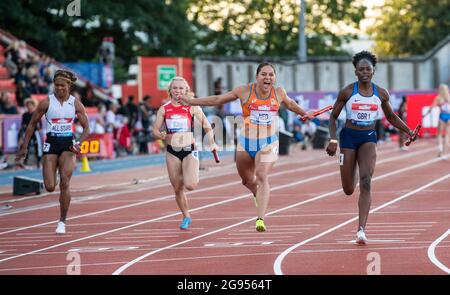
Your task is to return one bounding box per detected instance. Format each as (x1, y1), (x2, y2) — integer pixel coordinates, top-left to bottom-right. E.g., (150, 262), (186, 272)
(75, 99), (90, 143)
(15, 99), (49, 160)
(277, 87), (312, 118)
(379, 88), (414, 137)
(181, 86), (245, 106)
(422, 95), (440, 117)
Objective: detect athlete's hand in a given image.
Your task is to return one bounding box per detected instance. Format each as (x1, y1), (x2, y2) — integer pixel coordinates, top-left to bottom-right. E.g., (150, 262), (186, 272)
(326, 140), (338, 156)
(408, 129), (418, 142)
(300, 111), (315, 121)
(210, 142), (219, 153)
(15, 145), (28, 161)
(158, 131), (167, 140)
(69, 141), (81, 155)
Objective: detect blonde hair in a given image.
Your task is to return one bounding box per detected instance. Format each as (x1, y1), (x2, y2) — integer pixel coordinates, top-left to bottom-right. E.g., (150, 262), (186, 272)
(438, 84), (450, 101)
(24, 97), (37, 107)
(167, 76), (191, 99)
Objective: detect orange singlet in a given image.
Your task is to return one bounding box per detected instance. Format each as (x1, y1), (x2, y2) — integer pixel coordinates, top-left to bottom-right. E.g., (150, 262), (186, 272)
(241, 83), (280, 138)
(239, 83), (280, 158)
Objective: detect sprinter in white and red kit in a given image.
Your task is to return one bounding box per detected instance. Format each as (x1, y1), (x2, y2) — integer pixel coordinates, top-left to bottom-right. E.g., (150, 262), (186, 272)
(16, 70), (90, 234)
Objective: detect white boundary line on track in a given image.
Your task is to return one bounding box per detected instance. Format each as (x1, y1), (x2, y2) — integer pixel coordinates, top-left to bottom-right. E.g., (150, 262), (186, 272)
(273, 173), (450, 275)
(0, 152), (328, 199)
(0, 142), (412, 205)
(0, 146), (427, 238)
(110, 153), (445, 274)
(0, 146), (436, 246)
(0, 154), (337, 218)
(0, 145), (432, 222)
(427, 229), (450, 274)
(0, 151), (440, 266)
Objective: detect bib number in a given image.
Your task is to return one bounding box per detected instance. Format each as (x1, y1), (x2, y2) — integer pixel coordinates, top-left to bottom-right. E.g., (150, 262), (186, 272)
(166, 118), (189, 132)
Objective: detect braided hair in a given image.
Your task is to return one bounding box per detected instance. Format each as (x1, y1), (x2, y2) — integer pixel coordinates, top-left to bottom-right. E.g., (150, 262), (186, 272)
(53, 70), (77, 84)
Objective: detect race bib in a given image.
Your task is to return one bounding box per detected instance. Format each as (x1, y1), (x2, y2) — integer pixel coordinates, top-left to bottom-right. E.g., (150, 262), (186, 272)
(249, 105), (277, 126)
(166, 117), (189, 132)
(441, 103), (450, 113)
(50, 118), (73, 137)
(43, 143), (50, 152)
(350, 103), (378, 126)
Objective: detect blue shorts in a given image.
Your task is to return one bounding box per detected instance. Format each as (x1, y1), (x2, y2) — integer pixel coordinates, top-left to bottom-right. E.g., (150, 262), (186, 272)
(440, 113), (450, 123)
(339, 127), (377, 150)
(239, 134), (278, 158)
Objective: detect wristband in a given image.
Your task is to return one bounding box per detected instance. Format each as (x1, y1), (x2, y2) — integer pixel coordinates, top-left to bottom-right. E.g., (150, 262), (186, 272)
(329, 139), (338, 144)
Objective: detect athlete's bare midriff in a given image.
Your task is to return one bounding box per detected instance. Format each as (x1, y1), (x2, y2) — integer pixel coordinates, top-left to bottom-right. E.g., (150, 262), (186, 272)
(166, 132), (195, 148)
(345, 119), (376, 131)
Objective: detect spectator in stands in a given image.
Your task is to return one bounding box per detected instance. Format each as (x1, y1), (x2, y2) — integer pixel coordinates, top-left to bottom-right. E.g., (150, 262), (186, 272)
(300, 118), (318, 150)
(0, 92), (18, 114)
(5, 41), (20, 65)
(121, 95), (138, 130)
(15, 80), (31, 107)
(18, 41), (28, 63)
(93, 104), (106, 134)
(40, 67), (52, 93)
(14, 65), (27, 86)
(105, 101), (118, 133)
(0, 91), (6, 113)
(3, 49), (18, 77)
(18, 98), (42, 168)
(116, 116), (132, 156)
(137, 95), (157, 154)
(214, 77), (224, 95)
(81, 81), (98, 107)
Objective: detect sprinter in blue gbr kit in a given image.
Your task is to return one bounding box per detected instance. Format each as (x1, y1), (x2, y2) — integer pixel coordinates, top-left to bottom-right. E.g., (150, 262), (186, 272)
(326, 51), (417, 245)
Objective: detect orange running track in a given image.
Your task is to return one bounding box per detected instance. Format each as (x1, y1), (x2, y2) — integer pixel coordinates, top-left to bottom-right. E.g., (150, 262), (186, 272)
(0, 140), (448, 275)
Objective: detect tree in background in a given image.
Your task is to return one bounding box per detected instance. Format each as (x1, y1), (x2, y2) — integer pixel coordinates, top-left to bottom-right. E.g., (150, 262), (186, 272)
(188, 0), (365, 57)
(368, 0), (450, 57)
(0, 0), (194, 83)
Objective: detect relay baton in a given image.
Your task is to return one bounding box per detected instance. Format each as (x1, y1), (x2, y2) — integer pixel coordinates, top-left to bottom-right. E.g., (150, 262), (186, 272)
(212, 149), (220, 163)
(405, 124), (421, 146)
(301, 105), (333, 122)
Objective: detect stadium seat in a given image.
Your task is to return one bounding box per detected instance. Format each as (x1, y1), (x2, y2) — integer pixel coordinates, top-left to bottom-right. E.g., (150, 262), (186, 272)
(0, 79), (15, 91)
(0, 66), (9, 79)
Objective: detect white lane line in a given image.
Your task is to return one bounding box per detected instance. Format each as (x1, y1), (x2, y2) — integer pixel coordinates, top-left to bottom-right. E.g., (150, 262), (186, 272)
(0, 144), (422, 219)
(0, 169), (338, 265)
(345, 239), (406, 243)
(427, 229), (450, 274)
(366, 222), (437, 224)
(104, 236), (178, 239)
(0, 145), (430, 241)
(0, 152), (334, 206)
(273, 173), (450, 275)
(89, 240), (166, 244)
(111, 154), (444, 275)
(0, 154), (341, 230)
(367, 225), (434, 228)
(3, 244), (450, 274)
(0, 148), (440, 266)
(365, 229), (427, 232)
(342, 233), (421, 236)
